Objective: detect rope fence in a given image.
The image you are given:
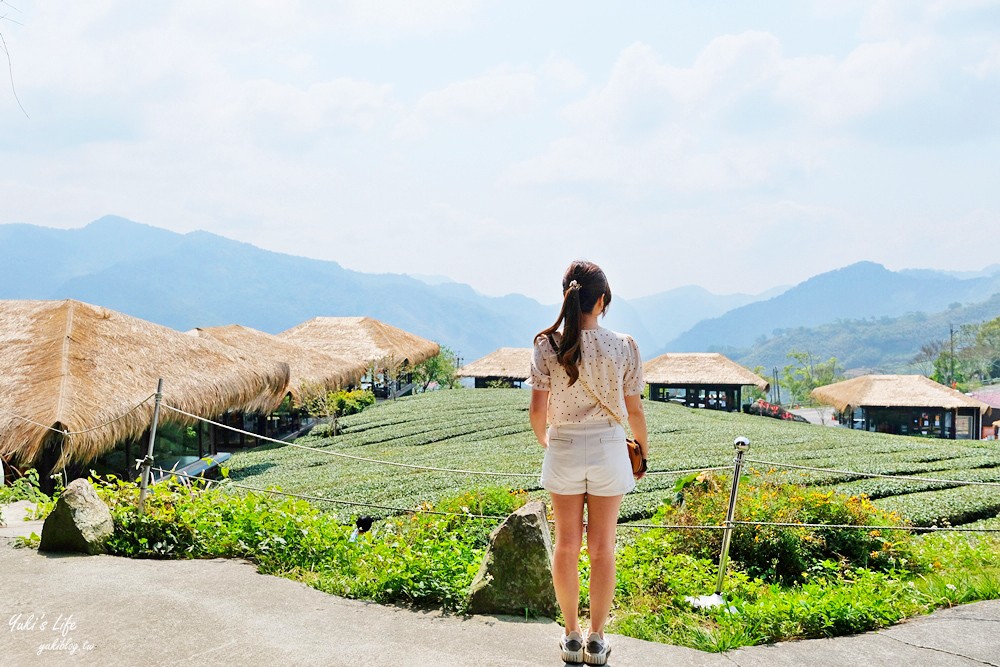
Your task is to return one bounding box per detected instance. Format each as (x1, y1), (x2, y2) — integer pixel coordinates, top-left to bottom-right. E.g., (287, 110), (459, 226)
(0, 394), (156, 437)
(746, 457), (1000, 489)
(731, 520), (1000, 533)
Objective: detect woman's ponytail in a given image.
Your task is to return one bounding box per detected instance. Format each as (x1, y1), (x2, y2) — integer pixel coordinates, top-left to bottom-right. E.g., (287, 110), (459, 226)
(534, 263), (611, 386)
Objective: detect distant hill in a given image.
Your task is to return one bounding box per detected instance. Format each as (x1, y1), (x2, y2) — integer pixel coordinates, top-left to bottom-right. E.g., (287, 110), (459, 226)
(733, 294), (1000, 373)
(665, 261), (1000, 354)
(629, 284), (786, 348)
(12, 217), (991, 369)
(0, 216), (770, 361)
(0, 216), (556, 360)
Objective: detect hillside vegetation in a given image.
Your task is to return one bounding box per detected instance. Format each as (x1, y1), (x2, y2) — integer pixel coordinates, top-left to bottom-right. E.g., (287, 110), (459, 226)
(734, 294), (1000, 373)
(667, 261), (1000, 354)
(228, 390), (1000, 527)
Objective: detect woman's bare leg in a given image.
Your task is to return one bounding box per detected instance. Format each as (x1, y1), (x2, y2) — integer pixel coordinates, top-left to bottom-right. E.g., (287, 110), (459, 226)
(584, 493), (623, 635)
(550, 492), (586, 633)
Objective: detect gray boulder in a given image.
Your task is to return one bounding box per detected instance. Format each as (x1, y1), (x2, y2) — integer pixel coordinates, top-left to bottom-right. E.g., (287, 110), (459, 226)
(39, 479), (114, 555)
(468, 500), (558, 617)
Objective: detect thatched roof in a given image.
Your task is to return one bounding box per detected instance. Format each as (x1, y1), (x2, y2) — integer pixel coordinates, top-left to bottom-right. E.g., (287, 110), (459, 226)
(0, 300), (291, 470)
(189, 325), (370, 404)
(810, 375), (991, 413)
(456, 348), (532, 380)
(643, 353), (769, 391)
(278, 317), (440, 367)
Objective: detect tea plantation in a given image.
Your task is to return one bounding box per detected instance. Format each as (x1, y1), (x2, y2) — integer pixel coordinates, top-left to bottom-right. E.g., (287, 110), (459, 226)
(227, 389), (1000, 528)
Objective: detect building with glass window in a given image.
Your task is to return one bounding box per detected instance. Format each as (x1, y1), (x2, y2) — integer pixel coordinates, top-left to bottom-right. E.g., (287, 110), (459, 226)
(643, 352), (769, 412)
(811, 375), (989, 439)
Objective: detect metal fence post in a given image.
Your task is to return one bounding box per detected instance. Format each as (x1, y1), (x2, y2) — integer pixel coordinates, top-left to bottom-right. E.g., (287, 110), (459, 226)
(138, 378), (164, 514)
(687, 435), (750, 609)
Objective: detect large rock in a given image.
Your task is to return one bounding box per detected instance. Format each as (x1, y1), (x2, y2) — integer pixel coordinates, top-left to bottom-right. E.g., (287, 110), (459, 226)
(468, 501), (557, 617)
(39, 479), (114, 555)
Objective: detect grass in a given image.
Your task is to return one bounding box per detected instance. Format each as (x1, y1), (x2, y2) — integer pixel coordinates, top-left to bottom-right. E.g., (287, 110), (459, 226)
(227, 389), (1000, 527)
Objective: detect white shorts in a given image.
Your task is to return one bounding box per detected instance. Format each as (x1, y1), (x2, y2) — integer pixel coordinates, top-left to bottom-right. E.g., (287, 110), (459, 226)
(540, 420), (636, 496)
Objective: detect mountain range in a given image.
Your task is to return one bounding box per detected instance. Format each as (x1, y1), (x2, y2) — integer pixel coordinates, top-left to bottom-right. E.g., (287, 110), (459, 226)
(666, 262), (1000, 354)
(2, 216), (999, 368)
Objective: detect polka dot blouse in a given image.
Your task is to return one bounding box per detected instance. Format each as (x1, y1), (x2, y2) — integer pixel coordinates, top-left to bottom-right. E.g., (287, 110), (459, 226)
(530, 327), (644, 426)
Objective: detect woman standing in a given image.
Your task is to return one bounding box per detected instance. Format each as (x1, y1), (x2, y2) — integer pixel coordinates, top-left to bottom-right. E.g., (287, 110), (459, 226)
(529, 260), (649, 665)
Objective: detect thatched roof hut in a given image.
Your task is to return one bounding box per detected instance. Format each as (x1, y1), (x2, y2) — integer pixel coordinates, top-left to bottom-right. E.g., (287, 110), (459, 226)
(278, 317), (440, 367)
(0, 300), (290, 473)
(811, 375), (990, 414)
(189, 325), (369, 404)
(644, 353), (769, 390)
(811, 375), (989, 439)
(457, 348), (532, 388)
(643, 353), (768, 412)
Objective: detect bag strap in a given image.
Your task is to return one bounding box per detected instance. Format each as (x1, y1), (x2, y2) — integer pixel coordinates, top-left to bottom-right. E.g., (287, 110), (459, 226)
(576, 375), (631, 437)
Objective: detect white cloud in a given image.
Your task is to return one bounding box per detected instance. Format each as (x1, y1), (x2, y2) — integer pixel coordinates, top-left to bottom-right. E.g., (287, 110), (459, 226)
(505, 35), (812, 192)
(540, 55), (588, 91)
(332, 0), (484, 38)
(394, 68), (537, 138)
(243, 78), (395, 133)
(505, 29), (947, 193)
(970, 43), (1000, 78)
(416, 69), (537, 121)
(776, 38), (934, 124)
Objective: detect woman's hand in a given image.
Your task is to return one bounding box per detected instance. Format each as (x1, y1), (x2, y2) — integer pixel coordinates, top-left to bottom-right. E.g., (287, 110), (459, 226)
(530, 389), (550, 449)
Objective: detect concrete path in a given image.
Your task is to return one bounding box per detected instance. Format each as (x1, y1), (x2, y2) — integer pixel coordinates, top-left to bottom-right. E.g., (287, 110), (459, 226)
(2, 514), (999, 666)
(0, 500), (45, 539)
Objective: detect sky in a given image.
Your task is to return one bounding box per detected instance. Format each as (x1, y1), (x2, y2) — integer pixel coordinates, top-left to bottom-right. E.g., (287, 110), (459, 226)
(1, 1), (999, 303)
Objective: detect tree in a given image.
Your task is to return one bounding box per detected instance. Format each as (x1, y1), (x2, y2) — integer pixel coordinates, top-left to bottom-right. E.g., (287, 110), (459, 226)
(300, 381), (343, 435)
(411, 346), (460, 392)
(780, 350), (843, 406)
(912, 340), (944, 376)
(929, 317), (1000, 389)
(973, 316), (1000, 381)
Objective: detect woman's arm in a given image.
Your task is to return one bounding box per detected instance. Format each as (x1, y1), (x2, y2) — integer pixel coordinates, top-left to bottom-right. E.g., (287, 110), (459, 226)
(624, 394), (649, 458)
(529, 389), (550, 447)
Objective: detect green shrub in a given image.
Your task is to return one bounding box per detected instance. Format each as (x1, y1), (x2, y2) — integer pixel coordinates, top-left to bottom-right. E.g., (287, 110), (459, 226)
(616, 531), (723, 599)
(93, 476), (524, 611)
(333, 389), (376, 416)
(656, 472), (917, 584)
(0, 468), (50, 505)
(721, 567), (923, 641)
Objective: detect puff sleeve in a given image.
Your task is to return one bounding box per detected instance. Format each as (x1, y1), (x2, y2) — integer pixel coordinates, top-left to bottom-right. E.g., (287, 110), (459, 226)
(530, 337), (551, 391)
(623, 335), (644, 396)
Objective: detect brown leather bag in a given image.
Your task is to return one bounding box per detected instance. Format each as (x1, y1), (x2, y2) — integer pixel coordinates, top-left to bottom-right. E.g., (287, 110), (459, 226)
(625, 437), (646, 475)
